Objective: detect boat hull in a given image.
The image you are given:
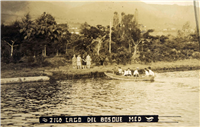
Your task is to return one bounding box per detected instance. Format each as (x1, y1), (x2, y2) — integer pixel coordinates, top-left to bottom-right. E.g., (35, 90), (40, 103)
(104, 72), (154, 81)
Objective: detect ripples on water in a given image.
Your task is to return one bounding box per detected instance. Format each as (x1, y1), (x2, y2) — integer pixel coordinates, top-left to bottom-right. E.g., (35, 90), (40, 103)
(1, 70), (199, 126)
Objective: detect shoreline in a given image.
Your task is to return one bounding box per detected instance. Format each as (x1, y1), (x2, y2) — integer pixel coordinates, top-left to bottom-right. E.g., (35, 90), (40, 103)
(50, 64), (200, 80)
(1, 59), (199, 80)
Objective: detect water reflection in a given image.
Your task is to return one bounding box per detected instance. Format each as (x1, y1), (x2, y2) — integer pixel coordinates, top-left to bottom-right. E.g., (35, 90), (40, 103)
(1, 70), (199, 126)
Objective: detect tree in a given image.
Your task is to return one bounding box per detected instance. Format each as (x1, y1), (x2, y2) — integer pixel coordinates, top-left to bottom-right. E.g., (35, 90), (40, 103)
(190, 30), (199, 42)
(113, 12), (155, 63)
(80, 23), (110, 56)
(1, 21), (21, 57)
(20, 12), (63, 57)
(129, 28), (155, 62)
(134, 9), (138, 25)
(58, 23), (71, 54)
(113, 12), (119, 29)
(115, 13), (136, 52)
(90, 35), (107, 55)
(177, 21), (193, 41)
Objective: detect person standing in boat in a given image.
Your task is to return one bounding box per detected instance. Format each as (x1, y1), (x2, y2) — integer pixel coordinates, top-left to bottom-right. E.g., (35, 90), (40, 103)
(148, 67), (154, 76)
(77, 55), (82, 69)
(86, 55), (92, 69)
(124, 68), (132, 76)
(144, 68), (149, 76)
(72, 54), (77, 69)
(133, 67), (139, 77)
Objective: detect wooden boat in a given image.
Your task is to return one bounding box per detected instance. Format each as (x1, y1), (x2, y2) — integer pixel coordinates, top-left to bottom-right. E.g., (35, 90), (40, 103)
(104, 72), (155, 81)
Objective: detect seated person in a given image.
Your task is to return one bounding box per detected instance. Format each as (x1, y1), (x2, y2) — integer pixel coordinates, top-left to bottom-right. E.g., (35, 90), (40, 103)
(133, 67), (139, 77)
(144, 68), (149, 76)
(124, 68), (132, 76)
(112, 65), (118, 74)
(116, 67), (123, 75)
(148, 67), (154, 76)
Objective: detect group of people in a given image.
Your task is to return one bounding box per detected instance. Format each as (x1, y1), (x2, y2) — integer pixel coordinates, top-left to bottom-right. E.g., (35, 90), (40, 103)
(116, 66), (154, 77)
(72, 54), (92, 69)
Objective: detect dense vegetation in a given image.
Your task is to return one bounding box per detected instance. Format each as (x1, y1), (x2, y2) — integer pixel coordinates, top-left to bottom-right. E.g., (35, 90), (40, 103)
(1, 12), (199, 66)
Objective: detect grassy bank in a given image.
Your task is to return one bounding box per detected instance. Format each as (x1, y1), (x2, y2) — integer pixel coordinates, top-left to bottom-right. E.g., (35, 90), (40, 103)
(49, 59), (200, 74)
(1, 59), (199, 78)
(1, 63), (45, 78)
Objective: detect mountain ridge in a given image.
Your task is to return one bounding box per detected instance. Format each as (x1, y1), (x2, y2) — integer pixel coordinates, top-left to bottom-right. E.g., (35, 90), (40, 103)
(1, 1), (197, 30)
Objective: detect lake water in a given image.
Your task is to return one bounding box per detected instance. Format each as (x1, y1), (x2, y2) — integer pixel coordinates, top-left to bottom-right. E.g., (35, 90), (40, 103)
(1, 70), (199, 127)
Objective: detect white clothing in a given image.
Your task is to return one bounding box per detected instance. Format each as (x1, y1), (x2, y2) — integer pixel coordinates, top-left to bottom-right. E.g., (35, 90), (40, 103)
(77, 56), (82, 66)
(149, 70), (154, 76)
(118, 69), (123, 74)
(86, 55), (91, 66)
(124, 70), (132, 76)
(133, 70), (139, 75)
(145, 70), (149, 76)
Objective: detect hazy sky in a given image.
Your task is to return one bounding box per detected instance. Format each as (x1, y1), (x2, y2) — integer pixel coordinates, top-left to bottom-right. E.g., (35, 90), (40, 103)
(1, 0), (198, 6)
(60, 0), (196, 6)
(141, 0), (194, 6)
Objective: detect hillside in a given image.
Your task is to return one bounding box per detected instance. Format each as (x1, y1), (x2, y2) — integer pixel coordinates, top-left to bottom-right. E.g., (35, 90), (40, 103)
(149, 4), (196, 29)
(64, 2), (196, 29)
(1, 1), (197, 30)
(1, 1), (69, 24)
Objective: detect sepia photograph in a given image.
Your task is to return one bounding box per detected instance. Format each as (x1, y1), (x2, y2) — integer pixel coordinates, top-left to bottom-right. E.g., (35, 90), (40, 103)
(1, 0), (200, 126)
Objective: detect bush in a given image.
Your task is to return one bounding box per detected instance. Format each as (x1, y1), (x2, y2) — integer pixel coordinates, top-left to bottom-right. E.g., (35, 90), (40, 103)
(114, 47), (132, 65)
(192, 52), (200, 59)
(92, 55), (106, 66)
(13, 51), (23, 63)
(103, 57), (110, 66)
(64, 49), (74, 60)
(1, 50), (10, 64)
(27, 56), (35, 63)
(45, 56), (67, 67)
(34, 56), (52, 67)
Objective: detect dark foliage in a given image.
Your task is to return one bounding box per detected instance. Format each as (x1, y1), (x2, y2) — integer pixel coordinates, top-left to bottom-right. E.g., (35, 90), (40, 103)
(1, 12), (199, 66)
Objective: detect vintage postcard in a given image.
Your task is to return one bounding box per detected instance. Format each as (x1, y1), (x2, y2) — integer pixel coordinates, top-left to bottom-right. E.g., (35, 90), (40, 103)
(1, 0), (199, 126)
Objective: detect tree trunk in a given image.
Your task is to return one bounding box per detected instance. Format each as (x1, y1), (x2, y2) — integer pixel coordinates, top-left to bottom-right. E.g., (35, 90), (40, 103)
(56, 50), (59, 56)
(33, 52), (36, 58)
(132, 44), (138, 63)
(43, 45), (46, 57)
(10, 45), (13, 57)
(34, 52), (37, 62)
(65, 43), (68, 54)
(97, 43), (100, 56)
(97, 40), (101, 56)
(109, 21), (112, 53)
(129, 43), (132, 53)
(186, 50), (188, 58)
